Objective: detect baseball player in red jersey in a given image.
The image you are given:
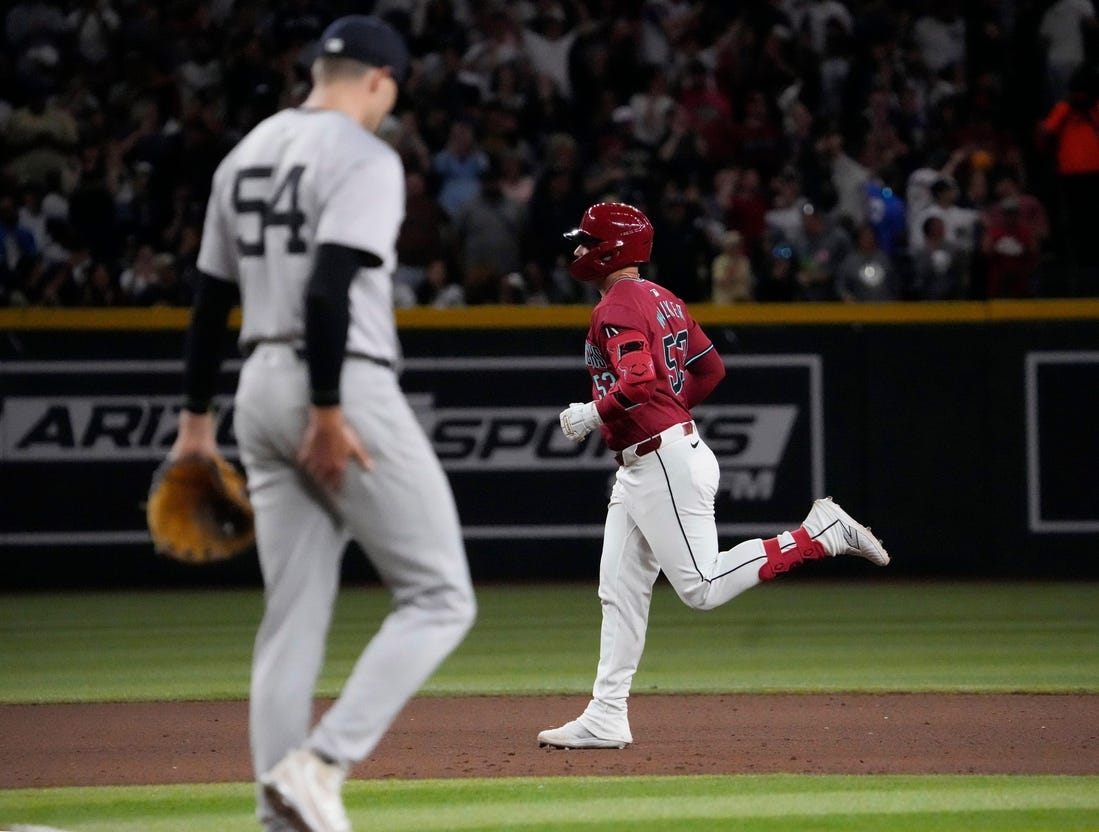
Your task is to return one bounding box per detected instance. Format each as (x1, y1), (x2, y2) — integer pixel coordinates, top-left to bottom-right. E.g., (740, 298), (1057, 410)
(539, 202), (890, 750)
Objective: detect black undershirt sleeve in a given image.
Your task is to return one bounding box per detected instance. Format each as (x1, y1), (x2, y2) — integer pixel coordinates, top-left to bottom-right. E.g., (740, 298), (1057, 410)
(182, 272), (239, 414)
(304, 243), (382, 407)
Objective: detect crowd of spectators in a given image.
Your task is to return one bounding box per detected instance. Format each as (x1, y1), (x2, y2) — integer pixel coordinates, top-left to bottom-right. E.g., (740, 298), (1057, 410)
(2, 0), (1098, 309)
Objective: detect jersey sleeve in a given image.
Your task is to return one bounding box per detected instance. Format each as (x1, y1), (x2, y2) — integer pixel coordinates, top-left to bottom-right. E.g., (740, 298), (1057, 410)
(591, 300), (647, 353)
(315, 149), (405, 260)
(196, 162), (239, 283)
(589, 300), (653, 421)
(683, 316), (715, 363)
(681, 338), (724, 409)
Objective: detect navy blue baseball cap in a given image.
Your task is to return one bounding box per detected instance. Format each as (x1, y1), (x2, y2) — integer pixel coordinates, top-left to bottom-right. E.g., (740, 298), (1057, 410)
(316, 15), (409, 83)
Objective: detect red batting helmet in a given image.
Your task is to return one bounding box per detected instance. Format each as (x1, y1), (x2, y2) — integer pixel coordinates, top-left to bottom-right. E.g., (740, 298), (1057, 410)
(563, 202), (654, 282)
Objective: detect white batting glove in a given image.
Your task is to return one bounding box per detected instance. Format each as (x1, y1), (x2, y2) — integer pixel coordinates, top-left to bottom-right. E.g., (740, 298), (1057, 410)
(559, 401), (603, 442)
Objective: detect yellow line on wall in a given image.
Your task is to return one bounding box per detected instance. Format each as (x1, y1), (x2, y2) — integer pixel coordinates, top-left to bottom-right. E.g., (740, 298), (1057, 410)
(1, 299), (1098, 331)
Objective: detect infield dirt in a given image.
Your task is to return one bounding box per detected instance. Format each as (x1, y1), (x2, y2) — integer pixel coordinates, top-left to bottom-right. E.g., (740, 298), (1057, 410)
(2, 693), (1097, 788)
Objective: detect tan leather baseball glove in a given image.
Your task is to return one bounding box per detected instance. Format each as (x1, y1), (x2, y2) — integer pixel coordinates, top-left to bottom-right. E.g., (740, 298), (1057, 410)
(146, 455), (255, 564)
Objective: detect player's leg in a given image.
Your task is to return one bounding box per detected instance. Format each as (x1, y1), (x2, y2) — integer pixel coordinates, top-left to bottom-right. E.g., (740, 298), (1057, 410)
(234, 349), (347, 829)
(622, 437), (766, 610)
(538, 479), (658, 748)
(307, 364), (476, 764)
(627, 439), (888, 608)
(540, 478), (659, 747)
(248, 461), (346, 826)
(583, 485), (660, 742)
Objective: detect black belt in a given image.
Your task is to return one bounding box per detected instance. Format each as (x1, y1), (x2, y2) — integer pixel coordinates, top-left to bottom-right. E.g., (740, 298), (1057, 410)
(242, 338), (394, 369)
(305, 349), (394, 370)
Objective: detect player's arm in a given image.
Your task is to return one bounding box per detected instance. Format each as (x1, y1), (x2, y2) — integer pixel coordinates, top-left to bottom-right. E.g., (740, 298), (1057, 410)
(174, 271), (239, 460)
(298, 243), (379, 488)
(301, 150), (403, 484)
(680, 344), (725, 409)
(593, 329), (658, 422)
(302, 243), (380, 407)
(174, 166), (240, 462)
(560, 328), (656, 442)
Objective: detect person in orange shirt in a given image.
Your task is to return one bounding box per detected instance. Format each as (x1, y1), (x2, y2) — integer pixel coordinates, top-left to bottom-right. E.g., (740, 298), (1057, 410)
(1038, 62), (1099, 296)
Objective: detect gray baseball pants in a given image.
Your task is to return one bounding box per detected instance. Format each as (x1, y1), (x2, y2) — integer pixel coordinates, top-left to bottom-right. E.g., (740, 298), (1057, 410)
(234, 344), (476, 824)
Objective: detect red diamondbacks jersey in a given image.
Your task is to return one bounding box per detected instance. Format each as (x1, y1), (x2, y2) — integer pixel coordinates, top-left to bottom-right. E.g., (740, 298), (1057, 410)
(585, 277), (716, 451)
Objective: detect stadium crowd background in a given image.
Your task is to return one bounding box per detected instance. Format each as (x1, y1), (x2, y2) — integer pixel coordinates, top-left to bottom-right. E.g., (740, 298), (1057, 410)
(1, 0), (1097, 308)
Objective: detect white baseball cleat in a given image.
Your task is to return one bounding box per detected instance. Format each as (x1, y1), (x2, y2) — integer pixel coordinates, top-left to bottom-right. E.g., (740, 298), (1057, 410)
(538, 719), (631, 749)
(803, 497), (890, 566)
(261, 748), (351, 832)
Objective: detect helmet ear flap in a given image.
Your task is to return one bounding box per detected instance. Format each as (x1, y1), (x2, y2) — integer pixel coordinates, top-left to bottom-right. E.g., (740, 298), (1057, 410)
(565, 202), (654, 281)
(569, 239), (625, 281)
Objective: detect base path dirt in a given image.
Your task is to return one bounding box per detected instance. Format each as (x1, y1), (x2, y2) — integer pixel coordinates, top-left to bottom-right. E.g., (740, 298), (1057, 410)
(2, 694), (1097, 789)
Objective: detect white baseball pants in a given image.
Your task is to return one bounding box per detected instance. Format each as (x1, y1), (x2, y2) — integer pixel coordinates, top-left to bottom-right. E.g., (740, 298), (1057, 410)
(577, 421), (769, 741)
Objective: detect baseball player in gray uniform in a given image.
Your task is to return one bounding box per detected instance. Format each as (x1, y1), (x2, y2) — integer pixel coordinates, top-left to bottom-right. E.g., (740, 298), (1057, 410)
(170, 16), (476, 832)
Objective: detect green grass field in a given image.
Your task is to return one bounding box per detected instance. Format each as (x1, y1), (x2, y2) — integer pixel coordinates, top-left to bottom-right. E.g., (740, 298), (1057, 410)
(3, 775), (1099, 832)
(1, 581), (1096, 702)
(2, 581), (1097, 831)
